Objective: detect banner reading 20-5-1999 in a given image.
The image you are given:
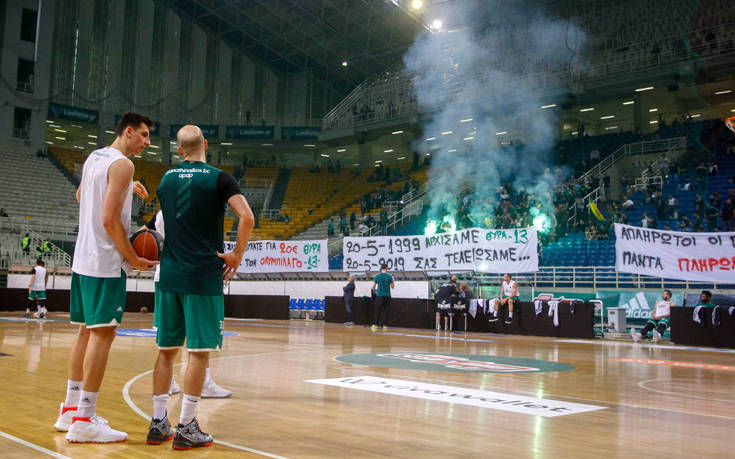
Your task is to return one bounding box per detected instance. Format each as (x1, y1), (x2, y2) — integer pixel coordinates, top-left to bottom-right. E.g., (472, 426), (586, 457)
(342, 227), (538, 273)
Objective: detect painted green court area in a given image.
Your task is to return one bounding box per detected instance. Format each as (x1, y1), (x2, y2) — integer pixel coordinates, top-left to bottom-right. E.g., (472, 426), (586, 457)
(335, 352), (575, 374)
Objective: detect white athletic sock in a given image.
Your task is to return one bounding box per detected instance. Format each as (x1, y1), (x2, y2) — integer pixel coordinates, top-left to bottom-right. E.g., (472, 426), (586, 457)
(37, 304), (42, 312)
(180, 394), (200, 426)
(64, 380), (82, 407)
(77, 390), (98, 418)
(508, 311), (514, 318)
(152, 393), (169, 420)
(204, 368), (211, 382)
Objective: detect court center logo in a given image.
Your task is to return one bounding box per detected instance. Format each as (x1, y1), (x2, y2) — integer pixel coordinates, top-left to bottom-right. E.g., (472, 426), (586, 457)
(116, 328), (238, 338)
(335, 352), (574, 373)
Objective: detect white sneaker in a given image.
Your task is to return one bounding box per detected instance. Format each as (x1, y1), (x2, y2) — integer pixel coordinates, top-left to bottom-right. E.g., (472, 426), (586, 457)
(54, 402), (77, 432)
(652, 330), (662, 343)
(201, 378), (232, 398)
(169, 377), (181, 395)
(630, 329), (642, 342)
(65, 416), (127, 443)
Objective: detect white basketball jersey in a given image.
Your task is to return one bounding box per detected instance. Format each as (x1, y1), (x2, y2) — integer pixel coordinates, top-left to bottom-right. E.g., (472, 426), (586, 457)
(502, 280), (516, 297)
(72, 147), (132, 278)
(654, 300), (672, 317)
(153, 211), (164, 283)
(31, 266), (47, 291)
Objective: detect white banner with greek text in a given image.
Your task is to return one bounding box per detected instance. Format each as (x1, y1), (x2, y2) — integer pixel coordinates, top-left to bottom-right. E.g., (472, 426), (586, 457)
(614, 223), (735, 282)
(342, 227), (538, 272)
(224, 239), (328, 273)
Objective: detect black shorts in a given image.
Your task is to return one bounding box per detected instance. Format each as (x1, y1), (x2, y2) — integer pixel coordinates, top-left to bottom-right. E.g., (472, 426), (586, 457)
(375, 296), (391, 309)
(435, 298), (453, 315)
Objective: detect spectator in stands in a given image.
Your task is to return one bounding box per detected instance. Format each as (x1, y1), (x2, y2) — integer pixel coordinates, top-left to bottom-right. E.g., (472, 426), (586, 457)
(0, 208), (7, 217)
(21, 233), (30, 254)
(42, 239), (51, 254)
(709, 161), (718, 177)
(696, 291), (715, 308)
(694, 193), (705, 216)
(653, 192), (666, 220)
(676, 215), (692, 231)
(339, 216), (347, 235)
(705, 202), (720, 231)
(371, 264), (394, 331)
(679, 177), (692, 192)
(710, 192), (722, 210)
(667, 194), (679, 220)
(723, 198), (735, 231)
(349, 211), (356, 231)
(631, 289), (674, 343)
(343, 276), (355, 326)
(641, 212), (651, 228)
(379, 209), (388, 235)
(283, 214), (290, 225)
(668, 162), (680, 189)
(621, 195), (634, 209)
(328, 219), (335, 237)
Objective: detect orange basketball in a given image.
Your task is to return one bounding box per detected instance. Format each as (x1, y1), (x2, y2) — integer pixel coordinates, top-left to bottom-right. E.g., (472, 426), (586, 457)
(130, 229), (164, 261)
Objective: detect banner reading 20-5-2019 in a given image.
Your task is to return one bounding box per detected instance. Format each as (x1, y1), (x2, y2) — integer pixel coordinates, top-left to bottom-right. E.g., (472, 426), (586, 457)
(342, 227), (538, 273)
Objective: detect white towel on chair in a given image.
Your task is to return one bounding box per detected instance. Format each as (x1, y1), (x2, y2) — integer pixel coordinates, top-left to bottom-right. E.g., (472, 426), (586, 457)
(693, 306), (704, 324)
(548, 300), (560, 327)
(488, 298), (499, 316)
(469, 299), (478, 318)
(534, 300), (543, 316)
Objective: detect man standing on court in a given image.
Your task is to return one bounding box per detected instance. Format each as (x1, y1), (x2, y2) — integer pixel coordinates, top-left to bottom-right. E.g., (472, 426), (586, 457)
(55, 113), (158, 443)
(343, 276), (356, 325)
(25, 258), (48, 318)
(371, 264), (394, 331)
(146, 125), (254, 450)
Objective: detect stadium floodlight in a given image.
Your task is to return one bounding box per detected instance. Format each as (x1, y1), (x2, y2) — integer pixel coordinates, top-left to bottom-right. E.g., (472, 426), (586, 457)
(460, 118), (473, 123)
(392, 130), (404, 134)
(54, 129), (67, 133)
(580, 107), (594, 112)
(412, 0), (422, 9)
(648, 108), (658, 112)
(635, 86), (654, 92)
(397, 156), (406, 160)
(149, 145), (159, 148)
(45, 141), (53, 144)
(375, 160), (383, 163)
(341, 61), (348, 67)
(384, 149), (394, 153)
(715, 90), (732, 95)
(431, 19), (443, 30)
(105, 130), (115, 134)
(87, 134), (97, 138)
(731, 109), (735, 112)
(540, 104), (556, 109)
(304, 144), (316, 147)
(441, 131), (452, 135)
(600, 115), (614, 119)
(649, 120), (659, 124)
(605, 126), (618, 130)
(45, 120), (53, 123)
(320, 154), (330, 157)
(622, 101), (635, 105)
(425, 137), (436, 141)
(55, 136), (65, 140)
(337, 148), (346, 152)
(571, 131), (578, 135)
(88, 142), (96, 145)
(463, 136), (474, 141)
(495, 131), (507, 135)
(353, 163), (360, 166)
(689, 114), (701, 118)
(448, 149), (456, 152)
(220, 142), (232, 145)
(262, 143), (273, 146)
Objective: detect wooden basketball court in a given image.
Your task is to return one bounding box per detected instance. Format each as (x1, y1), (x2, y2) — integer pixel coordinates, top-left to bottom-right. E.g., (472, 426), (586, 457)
(1, 313), (734, 458)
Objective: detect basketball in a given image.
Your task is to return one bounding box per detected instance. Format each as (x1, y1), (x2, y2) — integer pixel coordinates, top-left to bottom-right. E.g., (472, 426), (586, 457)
(140, 306), (148, 314)
(130, 229), (164, 261)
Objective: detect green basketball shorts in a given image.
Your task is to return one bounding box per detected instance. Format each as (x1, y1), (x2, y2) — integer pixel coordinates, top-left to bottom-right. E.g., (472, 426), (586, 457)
(28, 290), (46, 300)
(70, 271), (126, 327)
(154, 289), (224, 351)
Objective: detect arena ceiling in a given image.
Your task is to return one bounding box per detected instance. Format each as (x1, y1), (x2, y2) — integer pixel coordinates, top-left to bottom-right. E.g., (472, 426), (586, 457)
(158, 0), (428, 93)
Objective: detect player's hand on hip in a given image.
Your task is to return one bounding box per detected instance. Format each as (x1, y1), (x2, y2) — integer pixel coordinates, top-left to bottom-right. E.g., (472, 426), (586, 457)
(132, 181), (149, 199)
(217, 251), (241, 280)
(131, 256), (158, 271)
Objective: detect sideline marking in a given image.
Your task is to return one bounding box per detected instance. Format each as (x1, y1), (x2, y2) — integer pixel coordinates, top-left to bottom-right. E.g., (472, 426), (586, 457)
(307, 376), (606, 417)
(379, 332), (495, 343)
(558, 339), (735, 354)
(638, 378), (735, 403)
(122, 354), (289, 459)
(614, 358), (735, 372)
(0, 430), (71, 458)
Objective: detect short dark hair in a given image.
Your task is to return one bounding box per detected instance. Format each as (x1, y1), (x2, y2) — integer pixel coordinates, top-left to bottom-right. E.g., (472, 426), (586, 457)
(380, 264), (388, 270)
(663, 289), (672, 296)
(36, 258), (43, 265)
(701, 290), (712, 298)
(115, 112), (154, 137)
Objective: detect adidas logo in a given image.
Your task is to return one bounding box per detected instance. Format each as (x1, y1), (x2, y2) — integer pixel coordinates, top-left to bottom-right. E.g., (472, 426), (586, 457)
(71, 387), (80, 391)
(81, 398), (90, 403)
(620, 293), (651, 319)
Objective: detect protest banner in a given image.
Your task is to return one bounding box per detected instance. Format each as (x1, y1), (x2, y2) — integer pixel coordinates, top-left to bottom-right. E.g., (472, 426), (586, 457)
(224, 239), (328, 273)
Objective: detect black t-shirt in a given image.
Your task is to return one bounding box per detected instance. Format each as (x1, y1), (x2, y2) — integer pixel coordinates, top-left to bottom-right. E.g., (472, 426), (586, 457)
(436, 282), (458, 300)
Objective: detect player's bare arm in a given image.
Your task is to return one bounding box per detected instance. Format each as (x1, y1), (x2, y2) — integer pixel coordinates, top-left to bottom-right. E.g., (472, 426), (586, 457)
(217, 194), (255, 279)
(103, 158), (157, 271)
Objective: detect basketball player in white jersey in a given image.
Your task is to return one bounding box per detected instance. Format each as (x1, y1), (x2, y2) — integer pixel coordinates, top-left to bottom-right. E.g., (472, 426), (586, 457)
(144, 211), (232, 399)
(489, 273), (518, 325)
(55, 113), (158, 444)
(631, 289), (674, 343)
(25, 258), (48, 318)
